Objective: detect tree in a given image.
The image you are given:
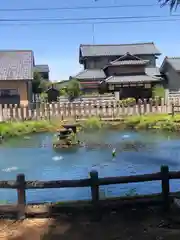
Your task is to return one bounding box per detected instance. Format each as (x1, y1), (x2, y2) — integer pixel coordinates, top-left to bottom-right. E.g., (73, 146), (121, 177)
(32, 72), (42, 94)
(32, 71), (51, 94)
(66, 79), (82, 101)
(59, 87), (67, 96)
(158, 0), (179, 11)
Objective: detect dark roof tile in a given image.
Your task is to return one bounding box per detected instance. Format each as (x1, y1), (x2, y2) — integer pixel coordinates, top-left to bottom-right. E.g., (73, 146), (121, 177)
(34, 64), (49, 73)
(80, 42), (161, 58)
(166, 57), (180, 71)
(0, 50), (34, 80)
(105, 75), (162, 84)
(73, 69), (106, 79)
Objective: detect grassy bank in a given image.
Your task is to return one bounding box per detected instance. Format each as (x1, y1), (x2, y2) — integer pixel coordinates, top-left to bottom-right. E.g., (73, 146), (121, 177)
(82, 115), (180, 132)
(1, 113), (180, 139)
(0, 120), (62, 138)
(123, 114), (180, 131)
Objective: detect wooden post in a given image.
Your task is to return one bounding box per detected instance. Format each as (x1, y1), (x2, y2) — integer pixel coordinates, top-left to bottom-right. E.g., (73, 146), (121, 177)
(90, 170), (100, 221)
(172, 103), (174, 117)
(161, 165), (170, 212)
(17, 174), (26, 219)
(138, 99), (142, 115)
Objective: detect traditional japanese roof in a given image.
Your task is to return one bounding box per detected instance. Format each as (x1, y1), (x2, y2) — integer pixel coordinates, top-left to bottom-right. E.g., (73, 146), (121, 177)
(105, 75), (162, 84)
(103, 53), (149, 69)
(34, 64), (49, 73)
(145, 67), (161, 76)
(0, 50), (34, 80)
(109, 59), (149, 66)
(73, 69), (106, 79)
(160, 57), (180, 72)
(79, 42), (161, 61)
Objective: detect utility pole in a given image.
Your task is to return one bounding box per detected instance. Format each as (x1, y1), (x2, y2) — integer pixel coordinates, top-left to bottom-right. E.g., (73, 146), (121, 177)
(92, 23), (95, 44)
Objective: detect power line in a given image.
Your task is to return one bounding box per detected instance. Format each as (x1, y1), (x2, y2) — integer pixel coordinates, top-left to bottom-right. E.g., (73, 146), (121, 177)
(0, 18), (179, 26)
(0, 14), (179, 22)
(0, 4), (159, 12)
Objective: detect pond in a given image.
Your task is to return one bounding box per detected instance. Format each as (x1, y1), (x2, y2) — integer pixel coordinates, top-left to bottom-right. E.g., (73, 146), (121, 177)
(0, 129), (180, 203)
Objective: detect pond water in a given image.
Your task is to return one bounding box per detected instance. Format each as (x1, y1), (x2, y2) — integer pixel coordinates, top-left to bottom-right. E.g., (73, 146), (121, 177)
(1, 129), (180, 203)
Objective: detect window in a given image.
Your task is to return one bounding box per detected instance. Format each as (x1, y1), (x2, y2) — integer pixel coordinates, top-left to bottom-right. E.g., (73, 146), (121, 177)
(109, 85), (114, 90)
(145, 84), (151, 89)
(0, 89), (18, 97)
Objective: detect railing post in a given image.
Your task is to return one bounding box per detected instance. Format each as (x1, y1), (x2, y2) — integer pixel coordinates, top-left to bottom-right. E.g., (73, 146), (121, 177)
(161, 165), (170, 212)
(90, 170), (100, 221)
(17, 174), (26, 219)
(172, 103), (174, 117)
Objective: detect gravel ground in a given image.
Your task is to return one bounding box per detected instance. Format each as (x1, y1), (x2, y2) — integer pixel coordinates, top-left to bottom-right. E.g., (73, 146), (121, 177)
(1, 205), (180, 240)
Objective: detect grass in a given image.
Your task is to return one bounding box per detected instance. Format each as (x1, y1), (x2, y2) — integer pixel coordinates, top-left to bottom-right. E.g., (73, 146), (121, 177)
(0, 119), (63, 139)
(81, 114), (180, 132)
(82, 117), (102, 130)
(123, 114), (180, 131)
(1, 113), (180, 140)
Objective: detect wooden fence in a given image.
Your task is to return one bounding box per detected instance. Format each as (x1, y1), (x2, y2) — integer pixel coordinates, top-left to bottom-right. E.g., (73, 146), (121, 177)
(1, 165), (180, 219)
(0, 98), (175, 122)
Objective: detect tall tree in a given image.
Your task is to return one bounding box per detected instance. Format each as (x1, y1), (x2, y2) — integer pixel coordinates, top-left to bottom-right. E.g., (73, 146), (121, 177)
(159, 0), (180, 11)
(66, 79), (82, 101)
(32, 72), (42, 94)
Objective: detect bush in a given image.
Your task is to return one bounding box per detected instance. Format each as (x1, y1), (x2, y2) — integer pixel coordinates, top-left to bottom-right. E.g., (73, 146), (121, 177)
(82, 117), (102, 130)
(119, 98), (136, 107)
(123, 114), (180, 131)
(0, 120), (62, 138)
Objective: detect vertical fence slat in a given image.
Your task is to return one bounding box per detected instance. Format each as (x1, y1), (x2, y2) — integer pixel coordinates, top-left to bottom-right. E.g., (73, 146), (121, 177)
(17, 174), (26, 219)
(161, 165), (170, 212)
(90, 170), (100, 220)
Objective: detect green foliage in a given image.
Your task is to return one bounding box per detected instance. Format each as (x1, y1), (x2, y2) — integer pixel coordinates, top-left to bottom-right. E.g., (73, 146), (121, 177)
(158, 0), (179, 11)
(82, 117), (102, 129)
(33, 71), (51, 94)
(32, 72), (42, 94)
(119, 98), (136, 107)
(123, 114), (180, 131)
(152, 85), (165, 98)
(40, 92), (48, 102)
(0, 120), (61, 138)
(66, 79), (82, 101)
(59, 87), (67, 96)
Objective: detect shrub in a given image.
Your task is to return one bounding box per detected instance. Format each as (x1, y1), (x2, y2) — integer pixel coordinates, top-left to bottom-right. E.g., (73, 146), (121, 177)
(82, 117), (102, 129)
(119, 98), (136, 107)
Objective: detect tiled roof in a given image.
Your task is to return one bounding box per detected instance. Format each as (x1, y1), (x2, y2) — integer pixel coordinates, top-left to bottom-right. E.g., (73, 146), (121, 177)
(73, 69), (106, 79)
(105, 75), (161, 84)
(145, 67), (161, 76)
(166, 57), (180, 71)
(80, 42), (161, 58)
(34, 64), (49, 73)
(0, 50), (34, 80)
(110, 60), (149, 66)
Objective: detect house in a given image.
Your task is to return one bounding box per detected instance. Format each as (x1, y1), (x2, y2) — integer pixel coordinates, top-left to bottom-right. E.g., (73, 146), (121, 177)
(0, 50), (34, 106)
(46, 84), (59, 103)
(34, 64), (50, 81)
(160, 57), (180, 93)
(72, 42), (164, 99)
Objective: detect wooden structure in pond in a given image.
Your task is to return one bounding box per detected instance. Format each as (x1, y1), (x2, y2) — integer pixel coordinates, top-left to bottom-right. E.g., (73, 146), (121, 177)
(62, 124), (78, 133)
(1, 165), (180, 220)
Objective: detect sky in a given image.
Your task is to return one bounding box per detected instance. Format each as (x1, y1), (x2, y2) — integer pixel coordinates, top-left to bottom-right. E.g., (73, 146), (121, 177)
(0, 0), (180, 81)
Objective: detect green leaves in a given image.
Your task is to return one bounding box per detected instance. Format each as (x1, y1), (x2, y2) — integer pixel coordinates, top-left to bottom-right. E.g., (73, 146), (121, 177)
(66, 79), (82, 101)
(158, 0), (179, 11)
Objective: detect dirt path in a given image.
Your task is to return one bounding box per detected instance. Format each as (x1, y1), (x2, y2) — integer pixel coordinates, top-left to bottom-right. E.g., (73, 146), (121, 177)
(1, 206), (180, 240)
